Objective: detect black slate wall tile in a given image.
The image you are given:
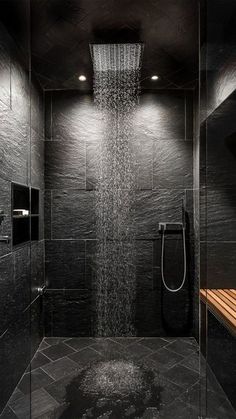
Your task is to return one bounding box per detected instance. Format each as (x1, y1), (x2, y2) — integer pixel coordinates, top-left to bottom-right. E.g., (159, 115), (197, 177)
(31, 241), (45, 301)
(134, 91), (186, 140)
(44, 289), (92, 337)
(153, 140), (193, 189)
(0, 27), (11, 108)
(0, 309), (31, 413)
(0, 19), (45, 414)
(44, 190), (52, 240)
(134, 189), (184, 239)
(13, 245), (31, 312)
(205, 242), (236, 288)
(51, 190), (96, 239)
(202, 188), (236, 242)
(45, 139), (86, 189)
(185, 91), (194, 141)
(51, 91), (103, 142)
(0, 254), (14, 335)
(205, 95), (236, 189)
(31, 129), (44, 189)
(0, 178), (11, 257)
(0, 108), (28, 184)
(45, 240), (86, 289)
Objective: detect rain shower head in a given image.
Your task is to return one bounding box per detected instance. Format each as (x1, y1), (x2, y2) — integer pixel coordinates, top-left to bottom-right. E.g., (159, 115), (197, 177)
(90, 43), (143, 72)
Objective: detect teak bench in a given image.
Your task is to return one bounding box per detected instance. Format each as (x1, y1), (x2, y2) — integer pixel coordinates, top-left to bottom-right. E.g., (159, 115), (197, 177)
(200, 289), (236, 335)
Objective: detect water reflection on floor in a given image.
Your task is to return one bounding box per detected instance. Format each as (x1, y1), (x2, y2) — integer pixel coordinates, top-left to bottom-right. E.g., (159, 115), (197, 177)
(2, 337), (236, 419)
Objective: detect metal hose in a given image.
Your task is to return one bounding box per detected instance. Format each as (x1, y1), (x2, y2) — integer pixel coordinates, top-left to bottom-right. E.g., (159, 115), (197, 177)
(161, 227), (186, 293)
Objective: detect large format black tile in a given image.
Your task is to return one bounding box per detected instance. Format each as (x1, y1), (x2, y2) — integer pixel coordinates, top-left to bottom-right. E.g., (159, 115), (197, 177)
(0, 309), (31, 412)
(167, 339), (196, 357)
(44, 190), (52, 240)
(139, 338), (170, 352)
(31, 241), (45, 301)
(0, 107), (28, 185)
(45, 240), (86, 289)
(51, 190), (95, 239)
(134, 92), (186, 141)
(202, 188), (236, 241)
(90, 338), (125, 357)
(31, 76), (44, 137)
(132, 137), (153, 190)
(125, 342), (153, 360)
(45, 371), (79, 405)
(64, 337), (95, 351)
(31, 129), (44, 189)
(0, 253), (14, 335)
(13, 245), (31, 312)
(204, 242), (236, 288)
(0, 30), (11, 108)
(134, 189), (184, 239)
(68, 347), (104, 366)
(42, 357), (79, 381)
(30, 351), (51, 371)
(159, 397), (199, 419)
(85, 138), (100, 190)
(18, 369), (54, 394)
(153, 140), (193, 189)
(41, 342), (76, 361)
(44, 289), (92, 337)
(10, 388), (59, 419)
(206, 96), (236, 188)
(164, 364), (199, 389)
(45, 139), (85, 189)
(148, 347), (184, 372)
(0, 406), (17, 419)
(0, 178), (11, 257)
(51, 91), (103, 143)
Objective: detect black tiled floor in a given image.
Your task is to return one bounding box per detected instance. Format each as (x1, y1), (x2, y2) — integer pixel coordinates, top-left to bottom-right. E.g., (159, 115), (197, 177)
(163, 364), (199, 389)
(41, 357), (79, 381)
(41, 342), (76, 361)
(0, 407), (17, 419)
(166, 339), (196, 357)
(18, 369), (54, 394)
(148, 347), (184, 372)
(64, 337), (94, 351)
(2, 337), (236, 419)
(139, 337), (170, 351)
(68, 346), (104, 365)
(29, 352), (51, 371)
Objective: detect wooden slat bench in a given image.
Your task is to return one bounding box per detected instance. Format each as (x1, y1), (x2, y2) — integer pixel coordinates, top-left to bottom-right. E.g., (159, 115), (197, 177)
(200, 289), (236, 335)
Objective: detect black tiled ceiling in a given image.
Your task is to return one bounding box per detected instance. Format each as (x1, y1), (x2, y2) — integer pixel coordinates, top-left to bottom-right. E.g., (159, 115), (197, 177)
(31, 0), (199, 90)
(2, 0), (199, 90)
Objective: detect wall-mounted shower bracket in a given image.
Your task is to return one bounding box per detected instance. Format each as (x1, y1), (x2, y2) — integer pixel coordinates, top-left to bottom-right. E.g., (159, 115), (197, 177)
(159, 222), (184, 233)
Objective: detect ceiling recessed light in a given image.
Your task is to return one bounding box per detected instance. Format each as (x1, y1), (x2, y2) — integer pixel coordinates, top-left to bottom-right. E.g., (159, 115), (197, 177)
(78, 75), (86, 81)
(151, 75), (159, 80)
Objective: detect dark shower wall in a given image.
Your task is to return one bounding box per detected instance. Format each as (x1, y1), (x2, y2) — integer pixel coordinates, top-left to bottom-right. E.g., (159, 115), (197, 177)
(0, 21), (45, 412)
(44, 89), (195, 337)
(199, 0), (236, 408)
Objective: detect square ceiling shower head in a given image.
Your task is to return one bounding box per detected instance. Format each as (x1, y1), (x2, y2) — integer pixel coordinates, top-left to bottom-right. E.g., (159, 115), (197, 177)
(90, 43), (144, 72)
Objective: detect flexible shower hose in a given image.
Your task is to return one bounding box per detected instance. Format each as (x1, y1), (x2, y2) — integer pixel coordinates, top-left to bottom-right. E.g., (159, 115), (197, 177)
(161, 227), (186, 293)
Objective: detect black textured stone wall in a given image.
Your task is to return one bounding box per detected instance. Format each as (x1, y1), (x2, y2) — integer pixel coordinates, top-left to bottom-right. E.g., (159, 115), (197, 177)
(0, 18), (45, 413)
(44, 89), (195, 337)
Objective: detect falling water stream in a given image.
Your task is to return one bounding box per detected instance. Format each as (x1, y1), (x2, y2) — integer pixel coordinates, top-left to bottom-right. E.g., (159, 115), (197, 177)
(90, 44), (142, 336)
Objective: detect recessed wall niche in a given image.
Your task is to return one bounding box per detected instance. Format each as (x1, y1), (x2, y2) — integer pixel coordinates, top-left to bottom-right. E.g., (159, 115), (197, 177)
(12, 184), (40, 246)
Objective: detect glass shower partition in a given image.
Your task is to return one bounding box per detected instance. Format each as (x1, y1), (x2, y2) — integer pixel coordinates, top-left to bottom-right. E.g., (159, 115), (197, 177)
(199, 0), (236, 417)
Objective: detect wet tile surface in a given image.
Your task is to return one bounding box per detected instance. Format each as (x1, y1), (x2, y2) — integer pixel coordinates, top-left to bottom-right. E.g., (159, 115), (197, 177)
(2, 337), (236, 419)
